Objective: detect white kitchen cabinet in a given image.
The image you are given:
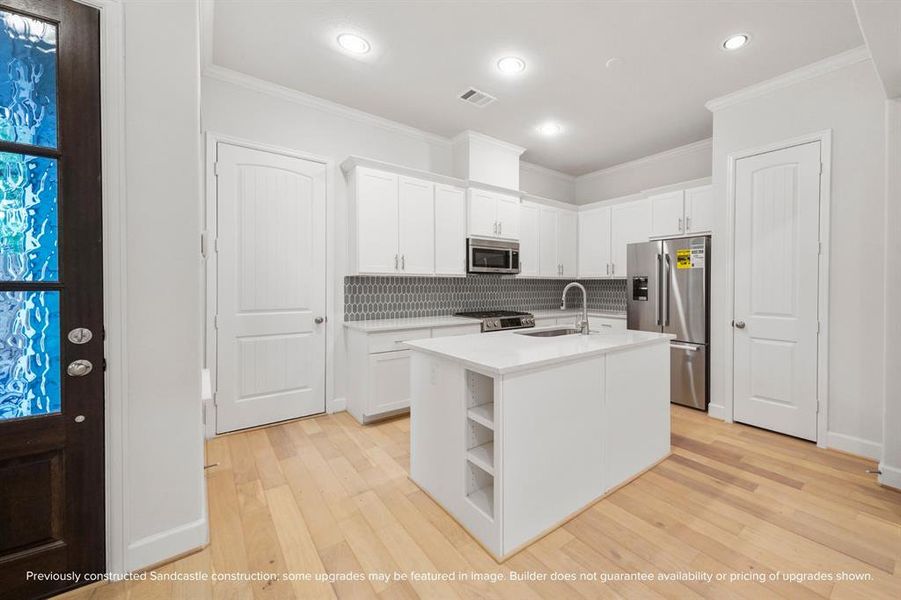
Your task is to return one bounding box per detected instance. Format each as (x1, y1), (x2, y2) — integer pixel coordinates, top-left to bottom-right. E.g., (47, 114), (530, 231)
(346, 323), (482, 423)
(467, 188), (520, 240)
(557, 210), (578, 277)
(518, 203), (540, 277)
(684, 185), (714, 234)
(434, 184), (467, 276)
(398, 176), (435, 275)
(649, 190), (685, 238)
(610, 199), (651, 277)
(538, 206), (578, 278)
(578, 207), (611, 277)
(354, 167), (400, 274)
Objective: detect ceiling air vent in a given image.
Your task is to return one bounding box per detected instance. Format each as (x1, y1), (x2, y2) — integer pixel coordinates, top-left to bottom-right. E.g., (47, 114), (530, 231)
(458, 87), (496, 108)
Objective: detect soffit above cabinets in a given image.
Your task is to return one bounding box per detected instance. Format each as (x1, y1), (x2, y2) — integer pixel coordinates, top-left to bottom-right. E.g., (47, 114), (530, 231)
(211, 0), (862, 175)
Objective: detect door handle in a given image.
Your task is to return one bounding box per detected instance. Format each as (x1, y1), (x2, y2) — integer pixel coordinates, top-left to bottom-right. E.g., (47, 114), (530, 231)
(395, 254), (399, 270)
(606, 263), (610, 276)
(734, 320), (746, 329)
(686, 216), (692, 231)
(493, 221), (498, 234)
(611, 263), (615, 275)
(678, 217), (683, 232)
(67, 359), (93, 377)
(656, 253), (662, 325)
(499, 222), (503, 235)
(664, 254), (671, 326)
(401, 254), (405, 270)
(314, 317), (325, 324)
(671, 343), (699, 351)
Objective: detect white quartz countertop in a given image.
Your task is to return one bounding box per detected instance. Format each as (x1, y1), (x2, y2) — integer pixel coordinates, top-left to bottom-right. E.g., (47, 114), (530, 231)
(405, 327), (672, 375)
(343, 315), (479, 332)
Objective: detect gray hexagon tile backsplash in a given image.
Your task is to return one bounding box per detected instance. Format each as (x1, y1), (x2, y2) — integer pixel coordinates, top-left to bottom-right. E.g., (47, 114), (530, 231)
(343, 276), (627, 321)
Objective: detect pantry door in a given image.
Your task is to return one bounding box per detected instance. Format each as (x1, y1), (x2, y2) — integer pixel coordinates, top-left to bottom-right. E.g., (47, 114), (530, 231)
(215, 144), (327, 433)
(733, 141), (821, 441)
(0, 1), (104, 598)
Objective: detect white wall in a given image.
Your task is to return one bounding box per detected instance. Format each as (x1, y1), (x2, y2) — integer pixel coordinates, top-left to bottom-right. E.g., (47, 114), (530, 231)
(710, 60), (886, 458)
(117, 0), (206, 571)
(574, 139), (712, 204)
(520, 161), (575, 203)
(201, 69), (455, 412)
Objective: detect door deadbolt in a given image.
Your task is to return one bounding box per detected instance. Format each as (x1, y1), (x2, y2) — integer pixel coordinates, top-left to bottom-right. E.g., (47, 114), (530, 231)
(67, 359), (93, 377)
(68, 328), (93, 344)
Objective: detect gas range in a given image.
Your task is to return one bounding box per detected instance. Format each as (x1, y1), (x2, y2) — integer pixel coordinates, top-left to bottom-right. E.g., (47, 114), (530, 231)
(454, 310), (535, 332)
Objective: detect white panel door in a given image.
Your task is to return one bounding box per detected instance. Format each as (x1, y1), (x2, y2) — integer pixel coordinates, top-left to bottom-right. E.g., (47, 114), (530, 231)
(578, 207), (611, 277)
(557, 210), (578, 277)
(538, 207), (559, 277)
(733, 142), (821, 441)
(495, 193), (520, 239)
(216, 143), (326, 433)
(518, 203), (540, 276)
(356, 168), (399, 273)
(611, 199), (651, 277)
(649, 190), (685, 238)
(468, 189), (497, 237)
(434, 184), (466, 275)
(398, 176), (435, 275)
(685, 185), (714, 234)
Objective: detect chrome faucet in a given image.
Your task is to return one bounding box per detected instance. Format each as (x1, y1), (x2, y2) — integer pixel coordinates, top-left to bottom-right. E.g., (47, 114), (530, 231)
(561, 282), (590, 335)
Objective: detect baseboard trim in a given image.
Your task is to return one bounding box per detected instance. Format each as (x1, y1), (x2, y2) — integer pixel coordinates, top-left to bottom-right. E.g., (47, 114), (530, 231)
(826, 431), (882, 461)
(125, 517), (208, 572)
(328, 396), (346, 414)
(707, 403), (726, 420)
(878, 462), (901, 491)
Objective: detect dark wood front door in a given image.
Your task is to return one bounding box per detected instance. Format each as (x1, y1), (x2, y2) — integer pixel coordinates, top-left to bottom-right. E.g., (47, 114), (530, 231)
(0, 1), (103, 598)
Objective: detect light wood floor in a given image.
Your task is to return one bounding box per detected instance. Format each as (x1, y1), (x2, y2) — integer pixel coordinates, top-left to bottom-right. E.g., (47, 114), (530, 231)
(60, 406), (901, 599)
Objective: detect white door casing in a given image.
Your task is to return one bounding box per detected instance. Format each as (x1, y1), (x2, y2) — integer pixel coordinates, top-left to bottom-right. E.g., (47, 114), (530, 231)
(215, 143), (327, 433)
(733, 141), (821, 441)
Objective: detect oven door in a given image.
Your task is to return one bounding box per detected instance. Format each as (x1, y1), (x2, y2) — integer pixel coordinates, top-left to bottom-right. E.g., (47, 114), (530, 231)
(468, 239), (519, 274)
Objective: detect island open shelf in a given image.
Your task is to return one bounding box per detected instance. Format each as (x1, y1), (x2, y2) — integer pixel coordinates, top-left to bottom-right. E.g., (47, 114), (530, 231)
(407, 328), (672, 561)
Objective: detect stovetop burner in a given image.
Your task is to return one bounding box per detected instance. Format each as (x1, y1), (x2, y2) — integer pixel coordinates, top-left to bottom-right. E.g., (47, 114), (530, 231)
(455, 309), (535, 332)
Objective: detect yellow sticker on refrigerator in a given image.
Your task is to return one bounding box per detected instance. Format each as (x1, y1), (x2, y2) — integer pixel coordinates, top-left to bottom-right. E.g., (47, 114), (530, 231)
(676, 249), (692, 269)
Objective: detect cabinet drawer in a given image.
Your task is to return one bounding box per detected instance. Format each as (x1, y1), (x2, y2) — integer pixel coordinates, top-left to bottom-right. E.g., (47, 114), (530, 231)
(368, 328), (432, 354)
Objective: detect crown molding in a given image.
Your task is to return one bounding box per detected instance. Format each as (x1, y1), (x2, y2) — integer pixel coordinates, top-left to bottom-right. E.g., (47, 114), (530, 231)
(452, 129), (526, 155)
(576, 137), (712, 181)
(202, 64), (453, 147)
(705, 45), (871, 112)
(520, 160), (576, 182)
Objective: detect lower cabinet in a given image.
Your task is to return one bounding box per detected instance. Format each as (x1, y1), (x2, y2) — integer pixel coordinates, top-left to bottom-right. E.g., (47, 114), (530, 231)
(346, 323), (481, 423)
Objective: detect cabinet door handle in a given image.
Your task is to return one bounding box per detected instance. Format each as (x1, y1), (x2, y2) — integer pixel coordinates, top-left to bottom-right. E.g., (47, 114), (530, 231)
(611, 263), (615, 275)
(401, 254), (405, 270)
(678, 217), (683, 232)
(499, 222), (503, 235)
(395, 254), (399, 270)
(606, 263), (610, 276)
(686, 216), (692, 231)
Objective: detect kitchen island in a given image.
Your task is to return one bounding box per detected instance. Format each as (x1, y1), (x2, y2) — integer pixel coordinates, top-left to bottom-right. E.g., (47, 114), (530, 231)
(405, 326), (672, 560)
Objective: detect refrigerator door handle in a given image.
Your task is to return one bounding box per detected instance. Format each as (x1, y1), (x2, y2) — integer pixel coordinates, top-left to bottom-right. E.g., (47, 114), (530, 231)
(656, 252), (663, 326)
(664, 253), (671, 326)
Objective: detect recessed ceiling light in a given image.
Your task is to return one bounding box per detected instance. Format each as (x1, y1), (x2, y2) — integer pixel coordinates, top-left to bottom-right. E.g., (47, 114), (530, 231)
(497, 56), (526, 74)
(337, 33), (371, 54)
(537, 122), (563, 136)
(722, 34), (749, 51)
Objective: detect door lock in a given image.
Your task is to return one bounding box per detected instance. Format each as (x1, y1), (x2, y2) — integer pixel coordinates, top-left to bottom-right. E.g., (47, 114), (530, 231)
(67, 328), (93, 344)
(67, 359), (93, 376)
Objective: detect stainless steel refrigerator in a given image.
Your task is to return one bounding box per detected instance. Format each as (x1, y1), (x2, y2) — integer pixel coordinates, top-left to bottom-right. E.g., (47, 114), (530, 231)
(627, 236), (710, 410)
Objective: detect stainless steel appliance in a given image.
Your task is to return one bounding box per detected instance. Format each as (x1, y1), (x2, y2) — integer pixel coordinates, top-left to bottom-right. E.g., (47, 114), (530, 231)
(627, 236), (710, 410)
(455, 309), (535, 332)
(467, 238), (520, 275)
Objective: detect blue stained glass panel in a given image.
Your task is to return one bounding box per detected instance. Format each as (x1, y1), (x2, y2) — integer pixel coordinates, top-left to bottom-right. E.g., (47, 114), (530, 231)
(0, 10), (57, 148)
(0, 290), (60, 420)
(0, 152), (57, 281)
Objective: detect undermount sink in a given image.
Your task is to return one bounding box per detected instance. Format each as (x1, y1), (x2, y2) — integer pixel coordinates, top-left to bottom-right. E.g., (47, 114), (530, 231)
(516, 327), (581, 338)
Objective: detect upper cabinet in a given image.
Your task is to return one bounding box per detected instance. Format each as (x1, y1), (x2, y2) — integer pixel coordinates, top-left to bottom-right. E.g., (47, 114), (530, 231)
(468, 188), (520, 240)
(537, 205), (578, 278)
(518, 203), (540, 277)
(649, 184), (713, 238)
(684, 185), (714, 234)
(349, 165), (465, 276)
(578, 198), (650, 278)
(434, 184), (467, 276)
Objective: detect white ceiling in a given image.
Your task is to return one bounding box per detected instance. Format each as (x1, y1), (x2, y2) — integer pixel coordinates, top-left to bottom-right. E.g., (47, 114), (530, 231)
(211, 1), (863, 175)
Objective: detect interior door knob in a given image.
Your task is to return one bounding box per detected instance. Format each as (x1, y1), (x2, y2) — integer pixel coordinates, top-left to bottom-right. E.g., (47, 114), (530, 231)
(67, 359), (93, 376)
(734, 320), (746, 329)
(314, 317), (325, 324)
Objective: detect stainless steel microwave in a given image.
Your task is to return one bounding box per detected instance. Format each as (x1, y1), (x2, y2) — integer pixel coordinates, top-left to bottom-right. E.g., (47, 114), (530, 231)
(467, 238), (520, 274)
